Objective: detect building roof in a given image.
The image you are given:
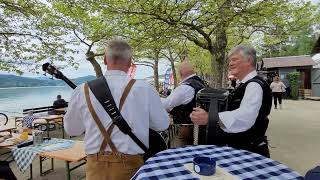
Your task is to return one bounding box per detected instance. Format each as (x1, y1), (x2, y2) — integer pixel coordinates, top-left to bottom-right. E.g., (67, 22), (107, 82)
(262, 55), (316, 69)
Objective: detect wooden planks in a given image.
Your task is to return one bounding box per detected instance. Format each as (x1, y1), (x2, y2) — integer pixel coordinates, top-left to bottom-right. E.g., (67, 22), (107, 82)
(39, 141), (86, 162)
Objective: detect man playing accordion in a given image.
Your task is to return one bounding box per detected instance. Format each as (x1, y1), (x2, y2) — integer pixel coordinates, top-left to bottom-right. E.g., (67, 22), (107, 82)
(191, 45), (272, 157)
(161, 60), (206, 146)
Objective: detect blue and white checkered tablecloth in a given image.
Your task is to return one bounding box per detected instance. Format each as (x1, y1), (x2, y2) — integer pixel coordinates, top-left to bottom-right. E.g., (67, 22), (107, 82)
(12, 138), (75, 172)
(132, 145), (303, 180)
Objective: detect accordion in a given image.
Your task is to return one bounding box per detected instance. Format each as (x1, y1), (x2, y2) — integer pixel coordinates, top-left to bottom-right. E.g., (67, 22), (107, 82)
(195, 88), (229, 145)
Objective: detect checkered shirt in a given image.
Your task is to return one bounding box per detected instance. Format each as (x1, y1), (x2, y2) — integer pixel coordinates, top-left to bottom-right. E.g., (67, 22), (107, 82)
(12, 138), (74, 172)
(132, 145), (303, 180)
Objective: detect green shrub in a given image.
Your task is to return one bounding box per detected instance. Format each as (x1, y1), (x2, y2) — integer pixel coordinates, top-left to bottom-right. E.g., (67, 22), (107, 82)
(287, 72), (300, 99)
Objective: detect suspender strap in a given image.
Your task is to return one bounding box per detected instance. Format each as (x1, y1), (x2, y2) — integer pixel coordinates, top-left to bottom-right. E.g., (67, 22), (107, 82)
(84, 83), (118, 153)
(119, 79), (136, 110)
(87, 76), (149, 153)
(99, 79), (136, 153)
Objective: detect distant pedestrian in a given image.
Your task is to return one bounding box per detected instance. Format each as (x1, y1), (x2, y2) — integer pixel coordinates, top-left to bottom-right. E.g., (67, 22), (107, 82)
(53, 95), (67, 107)
(49, 95), (68, 115)
(270, 76), (286, 109)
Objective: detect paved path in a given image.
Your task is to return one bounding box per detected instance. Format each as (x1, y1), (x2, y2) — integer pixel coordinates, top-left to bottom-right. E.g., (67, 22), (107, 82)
(268, 99), (320, 175)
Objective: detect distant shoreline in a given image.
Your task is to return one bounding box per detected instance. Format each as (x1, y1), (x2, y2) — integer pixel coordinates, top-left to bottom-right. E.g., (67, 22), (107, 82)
(0, 85), (68, 90)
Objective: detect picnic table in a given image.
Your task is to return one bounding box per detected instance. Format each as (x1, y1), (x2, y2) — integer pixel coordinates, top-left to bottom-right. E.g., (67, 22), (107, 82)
(0, 127), (15, 134)
(39, 141), (86, 180)
(16, 115), (65, 138)
(0, 133), (86, 180)
(54, 108), (67, 114)
(132, 145), (303, 180)
(37, 115), (64, 138)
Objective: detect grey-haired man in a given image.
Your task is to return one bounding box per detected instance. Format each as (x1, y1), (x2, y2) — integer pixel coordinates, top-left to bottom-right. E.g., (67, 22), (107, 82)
(190, 45), (272, 157)
(64, 39), (169, 179)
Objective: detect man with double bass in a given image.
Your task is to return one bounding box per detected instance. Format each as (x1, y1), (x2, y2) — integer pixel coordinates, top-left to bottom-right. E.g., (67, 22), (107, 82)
(64, 39), (170, 179)
(191, 45), (272, 157)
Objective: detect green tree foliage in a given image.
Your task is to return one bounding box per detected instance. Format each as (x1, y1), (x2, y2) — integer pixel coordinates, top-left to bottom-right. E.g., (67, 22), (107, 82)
(1, 0), (319, 86)
(48, 0), (122, 77)
(259, 28), (320, 58)
(287, 72), (301, 99)
(0, 0), (77, 74)
(105, 0), (319, 87)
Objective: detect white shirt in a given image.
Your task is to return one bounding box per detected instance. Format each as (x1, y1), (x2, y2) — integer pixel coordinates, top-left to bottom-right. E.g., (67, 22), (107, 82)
(270, 81), (286, 92)
(219, 70), (263, 133)
(64, 70), (170, 155)
(161, 74), (196, 111)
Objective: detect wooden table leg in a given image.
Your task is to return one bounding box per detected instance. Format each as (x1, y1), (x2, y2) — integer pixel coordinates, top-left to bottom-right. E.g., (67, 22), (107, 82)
(39, 156), (54, 176)
(46, 121), (50, 137)
(66, 161), (71, 180)
(27, 163), (33, 180)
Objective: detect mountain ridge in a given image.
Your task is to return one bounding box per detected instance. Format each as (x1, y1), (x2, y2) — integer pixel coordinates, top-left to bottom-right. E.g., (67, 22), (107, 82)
(0, 74), (96, 88)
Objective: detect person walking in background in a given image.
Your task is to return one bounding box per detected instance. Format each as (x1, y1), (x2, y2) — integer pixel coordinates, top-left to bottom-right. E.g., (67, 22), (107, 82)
(270, 76), (286, 109)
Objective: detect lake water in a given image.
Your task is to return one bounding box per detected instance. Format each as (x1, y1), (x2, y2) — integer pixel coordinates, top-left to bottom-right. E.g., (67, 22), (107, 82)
(0, 86), (73, 118)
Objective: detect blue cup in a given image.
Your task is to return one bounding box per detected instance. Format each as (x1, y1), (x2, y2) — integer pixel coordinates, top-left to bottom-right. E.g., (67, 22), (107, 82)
(193, 156), (216, 176)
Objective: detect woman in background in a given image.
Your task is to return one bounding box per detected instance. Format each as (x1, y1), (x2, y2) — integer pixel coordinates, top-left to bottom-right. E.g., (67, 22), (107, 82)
(270, 76), (286, 109)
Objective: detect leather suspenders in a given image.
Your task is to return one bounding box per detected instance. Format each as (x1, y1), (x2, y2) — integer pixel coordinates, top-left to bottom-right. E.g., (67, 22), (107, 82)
(84, 77), (149, 154)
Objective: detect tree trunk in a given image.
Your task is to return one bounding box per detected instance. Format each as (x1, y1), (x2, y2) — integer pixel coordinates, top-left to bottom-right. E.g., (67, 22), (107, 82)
(208, 50), (226, 88)
(211, 24), (227, 88)
(168, 50), (178, 88)
(170, 59), (178, 88)
(86, 51), (103, 78)
(153, 49), (160, 91)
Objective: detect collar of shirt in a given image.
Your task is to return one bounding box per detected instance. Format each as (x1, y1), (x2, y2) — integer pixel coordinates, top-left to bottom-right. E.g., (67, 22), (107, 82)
(240, 70), (257, 84)
(104, 70), (127, 77)
(180, 74), (196, 84)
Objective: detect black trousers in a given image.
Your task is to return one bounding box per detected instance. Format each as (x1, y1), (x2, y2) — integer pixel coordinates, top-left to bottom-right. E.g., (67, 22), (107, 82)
(273, 92), (282, 107)
(0, 161), (17, 180)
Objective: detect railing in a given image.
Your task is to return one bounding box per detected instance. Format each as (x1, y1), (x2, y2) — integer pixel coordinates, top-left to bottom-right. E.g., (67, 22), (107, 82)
(23, 104), (68, 114)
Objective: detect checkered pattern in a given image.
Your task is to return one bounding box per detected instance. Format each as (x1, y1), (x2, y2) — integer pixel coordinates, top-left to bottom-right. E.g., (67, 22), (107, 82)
(12, 138), (75, 172)
(132, 145), (303, 180)
(22, 116), (35, 128)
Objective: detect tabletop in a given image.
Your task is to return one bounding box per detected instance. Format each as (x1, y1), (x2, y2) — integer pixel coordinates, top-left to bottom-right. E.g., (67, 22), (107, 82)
(54, 108), (66, 112)
(0, 132), (32, 149)
(38, 114), (64, 120)
(39, 141), (85, 162)
(0, 127), (15, 133)
(132, 145), (303, 180)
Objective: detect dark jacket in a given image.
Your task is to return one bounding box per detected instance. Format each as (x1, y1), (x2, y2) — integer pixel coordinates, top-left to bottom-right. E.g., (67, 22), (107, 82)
(170, 75), (205, 124)
(53, 99), (67, 107)
(212, 76), (272, 157)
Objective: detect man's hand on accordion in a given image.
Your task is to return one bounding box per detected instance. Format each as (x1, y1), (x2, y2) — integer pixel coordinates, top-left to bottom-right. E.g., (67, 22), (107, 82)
(190, 107), (226, 128)
(190, 107), (208, 125)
